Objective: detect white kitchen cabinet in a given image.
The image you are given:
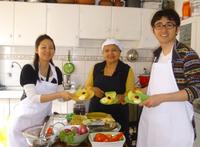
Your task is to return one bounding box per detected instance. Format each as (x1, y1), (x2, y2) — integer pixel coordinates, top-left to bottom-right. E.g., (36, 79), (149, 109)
(80, 5), (141, 40)
(79, 5), (111, 39)
(194, 112), (200, 147)
(14, 2), (46, 46)
(0, 1), (14, 45)
(111, 7), (141, 40)
(47, 4), (79, 47)
(139, 9), (158, 48)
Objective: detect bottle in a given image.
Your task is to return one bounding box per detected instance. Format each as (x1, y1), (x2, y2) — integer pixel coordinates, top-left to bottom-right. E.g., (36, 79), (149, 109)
(182, 0), (191, 20)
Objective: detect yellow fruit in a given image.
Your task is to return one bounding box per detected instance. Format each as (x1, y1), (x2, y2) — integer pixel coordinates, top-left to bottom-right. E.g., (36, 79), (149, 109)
(100, 91), (117, 105)
(74, 87), (94, 101)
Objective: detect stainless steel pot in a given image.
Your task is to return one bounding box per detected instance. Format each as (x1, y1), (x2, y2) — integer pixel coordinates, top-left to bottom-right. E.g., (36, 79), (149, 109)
(126, 49), (138, 62)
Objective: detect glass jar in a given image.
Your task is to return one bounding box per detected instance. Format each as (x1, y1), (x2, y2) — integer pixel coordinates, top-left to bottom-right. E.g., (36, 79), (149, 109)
(73, 102), (86, 115)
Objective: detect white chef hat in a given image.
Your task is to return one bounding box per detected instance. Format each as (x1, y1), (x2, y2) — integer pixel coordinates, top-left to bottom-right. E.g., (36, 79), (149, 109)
(101, 38), (123, 51)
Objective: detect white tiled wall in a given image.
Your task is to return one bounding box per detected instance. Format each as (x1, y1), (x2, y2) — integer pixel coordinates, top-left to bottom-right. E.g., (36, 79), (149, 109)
(0, 44), (154, 87)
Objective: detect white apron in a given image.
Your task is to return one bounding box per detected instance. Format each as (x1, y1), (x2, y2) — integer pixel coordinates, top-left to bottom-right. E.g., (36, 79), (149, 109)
(8, 64), (58, 147)
(137, 62), (194, 147)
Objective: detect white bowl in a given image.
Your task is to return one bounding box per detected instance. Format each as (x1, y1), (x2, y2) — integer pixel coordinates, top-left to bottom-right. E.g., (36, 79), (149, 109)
(89, 132), (125, 147)
(59, 125), (89, 146)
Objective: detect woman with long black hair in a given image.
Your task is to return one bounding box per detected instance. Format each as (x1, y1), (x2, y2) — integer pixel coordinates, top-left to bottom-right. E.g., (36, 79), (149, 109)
(8, 34), (74, 147)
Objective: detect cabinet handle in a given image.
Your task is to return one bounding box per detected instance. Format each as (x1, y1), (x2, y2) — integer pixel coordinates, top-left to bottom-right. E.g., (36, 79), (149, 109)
(18, 34), (21, 38)
(9, 34), (13, 38)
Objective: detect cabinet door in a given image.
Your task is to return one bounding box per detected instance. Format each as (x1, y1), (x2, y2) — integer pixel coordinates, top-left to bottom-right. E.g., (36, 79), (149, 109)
(47, 4), (79, 47)
(0, 2), (14, 45)
(139, 9), (158, 48)
(79, 5), (111, 39)
(14, 2), (46, 46)
(112, 7), (141, 40)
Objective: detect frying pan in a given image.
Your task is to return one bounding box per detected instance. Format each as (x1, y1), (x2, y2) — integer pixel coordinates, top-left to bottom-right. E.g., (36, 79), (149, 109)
(63, 50), (75, 75)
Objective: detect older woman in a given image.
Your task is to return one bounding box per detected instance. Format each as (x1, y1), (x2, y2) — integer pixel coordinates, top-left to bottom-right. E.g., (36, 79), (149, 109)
(85, 38), (136, 145)
(137, 9), (200, 147)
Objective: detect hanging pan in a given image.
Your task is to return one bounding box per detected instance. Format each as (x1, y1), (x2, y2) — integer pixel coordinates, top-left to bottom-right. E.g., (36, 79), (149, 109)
(63, 50), (75, 75)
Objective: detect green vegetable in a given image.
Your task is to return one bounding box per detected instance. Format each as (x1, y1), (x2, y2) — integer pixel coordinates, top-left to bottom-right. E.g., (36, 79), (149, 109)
(65, 113), (74, 122)
(59, 130), (76, 144)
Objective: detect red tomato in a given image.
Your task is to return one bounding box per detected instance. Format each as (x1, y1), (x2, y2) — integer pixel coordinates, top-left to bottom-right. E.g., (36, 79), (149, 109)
(105, 134), (112, 142)
(111, 132), (124, 142)
(94, 133), (108, 142)
(46, 127), (53, 137)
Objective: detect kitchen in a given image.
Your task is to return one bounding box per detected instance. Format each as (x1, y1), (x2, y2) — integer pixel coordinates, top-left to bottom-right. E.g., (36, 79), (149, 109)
(0, 0), (200, 147)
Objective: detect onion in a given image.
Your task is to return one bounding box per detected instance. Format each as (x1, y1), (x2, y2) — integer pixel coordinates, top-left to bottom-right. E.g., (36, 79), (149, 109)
(79, 124), (88, 135)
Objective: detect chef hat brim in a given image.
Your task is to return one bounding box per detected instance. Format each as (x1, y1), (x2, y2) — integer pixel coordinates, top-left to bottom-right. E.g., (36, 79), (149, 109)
(101, 39), (123, 51)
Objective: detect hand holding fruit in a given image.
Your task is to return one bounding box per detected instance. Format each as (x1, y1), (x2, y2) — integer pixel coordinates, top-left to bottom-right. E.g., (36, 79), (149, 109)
(73, 87), (94, 101)
(140, 93), (164, 107)
(117, 94), (126, 105)
(125, 90), (149, 104)
(93, 87), (104, 98)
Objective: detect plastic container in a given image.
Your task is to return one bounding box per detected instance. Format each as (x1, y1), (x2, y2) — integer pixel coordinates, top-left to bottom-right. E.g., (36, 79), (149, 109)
(182, 0), (191, 20)
(89, 132), (125, 147)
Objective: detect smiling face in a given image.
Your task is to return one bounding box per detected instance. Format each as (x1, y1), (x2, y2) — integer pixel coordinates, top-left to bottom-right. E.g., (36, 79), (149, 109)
(35, 39), (55, 63)
(152, 17), (179, 45)
(102, 44), (121, 64)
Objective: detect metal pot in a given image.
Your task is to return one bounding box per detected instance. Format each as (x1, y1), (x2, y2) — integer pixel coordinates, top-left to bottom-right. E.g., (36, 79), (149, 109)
(126, 49), (138, 62)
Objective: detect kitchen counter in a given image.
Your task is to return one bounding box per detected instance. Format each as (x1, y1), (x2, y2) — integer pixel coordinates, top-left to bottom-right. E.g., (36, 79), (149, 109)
(51, 140), (128, 147)
(0, 86), (23, 99)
